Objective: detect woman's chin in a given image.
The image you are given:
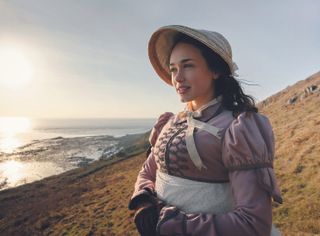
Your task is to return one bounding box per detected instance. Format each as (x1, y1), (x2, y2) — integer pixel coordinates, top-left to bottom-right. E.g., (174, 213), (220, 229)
(179, 97), (188, 103)
(178, 95), (192, 103)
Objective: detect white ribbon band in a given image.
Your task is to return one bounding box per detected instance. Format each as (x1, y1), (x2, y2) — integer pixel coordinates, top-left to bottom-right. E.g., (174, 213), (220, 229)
(184, 97), (222, 170)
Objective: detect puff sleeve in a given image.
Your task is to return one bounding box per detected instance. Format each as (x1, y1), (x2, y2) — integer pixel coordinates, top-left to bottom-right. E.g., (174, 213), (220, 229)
(155, 112), (282, 236)
(214, 112), (282, 235)
(222, 112), (282, 203)
(128, 112), (173, 210)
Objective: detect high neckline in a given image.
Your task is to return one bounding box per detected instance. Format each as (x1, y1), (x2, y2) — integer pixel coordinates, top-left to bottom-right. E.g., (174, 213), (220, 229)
(186, 96), (222, 114)
(174, 96), (223, 124)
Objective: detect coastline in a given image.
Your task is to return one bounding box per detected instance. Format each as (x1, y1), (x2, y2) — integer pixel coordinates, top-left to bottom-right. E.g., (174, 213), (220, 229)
(0, 131), (150, 191)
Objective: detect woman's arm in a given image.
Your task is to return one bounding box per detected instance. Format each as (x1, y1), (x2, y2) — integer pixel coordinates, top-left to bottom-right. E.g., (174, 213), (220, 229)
(128, 112), (174, 210)
(128, 152), (158, 210)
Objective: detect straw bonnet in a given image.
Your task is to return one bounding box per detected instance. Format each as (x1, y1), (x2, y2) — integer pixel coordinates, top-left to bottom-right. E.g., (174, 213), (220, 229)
(148, 25), (238, 85)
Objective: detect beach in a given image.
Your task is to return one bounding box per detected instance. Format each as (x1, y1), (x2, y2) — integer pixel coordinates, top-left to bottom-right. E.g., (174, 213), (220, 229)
(0, 118), (155, 191)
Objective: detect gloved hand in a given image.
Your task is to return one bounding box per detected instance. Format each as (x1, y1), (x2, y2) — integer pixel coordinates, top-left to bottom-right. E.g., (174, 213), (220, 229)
(134, 199), (165, 236)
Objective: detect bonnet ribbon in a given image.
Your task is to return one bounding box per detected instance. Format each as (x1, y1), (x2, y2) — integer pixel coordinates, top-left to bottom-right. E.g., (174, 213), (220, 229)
(184, 96), (222, 170)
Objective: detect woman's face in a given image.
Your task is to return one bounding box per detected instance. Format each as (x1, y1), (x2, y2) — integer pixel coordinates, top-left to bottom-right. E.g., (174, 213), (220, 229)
(169, 42), (217, 110)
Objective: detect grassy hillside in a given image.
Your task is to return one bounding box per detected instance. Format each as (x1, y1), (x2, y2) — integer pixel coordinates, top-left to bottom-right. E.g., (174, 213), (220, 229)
(0, 72), (319, 235)
(0, 152), (146, 236)
(258, 71), (320, 235)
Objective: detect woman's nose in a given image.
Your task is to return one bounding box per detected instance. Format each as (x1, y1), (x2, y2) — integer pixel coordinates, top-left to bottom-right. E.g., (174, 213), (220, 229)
(173, 70), (184, 83)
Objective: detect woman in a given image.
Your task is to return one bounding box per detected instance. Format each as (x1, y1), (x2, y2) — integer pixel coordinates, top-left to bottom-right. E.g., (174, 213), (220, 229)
(128, 25), (282, 236)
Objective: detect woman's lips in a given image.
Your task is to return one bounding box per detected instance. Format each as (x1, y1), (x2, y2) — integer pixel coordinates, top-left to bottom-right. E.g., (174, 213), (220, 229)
(177, 86), (190, 94)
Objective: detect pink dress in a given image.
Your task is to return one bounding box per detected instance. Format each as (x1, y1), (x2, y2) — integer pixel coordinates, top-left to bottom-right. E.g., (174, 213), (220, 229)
(129, 98), (282, 236)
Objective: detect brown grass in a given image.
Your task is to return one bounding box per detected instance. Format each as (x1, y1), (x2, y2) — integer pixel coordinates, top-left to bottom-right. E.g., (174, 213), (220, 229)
(0, 154), (146, 236)
(259, 71), (320, 235)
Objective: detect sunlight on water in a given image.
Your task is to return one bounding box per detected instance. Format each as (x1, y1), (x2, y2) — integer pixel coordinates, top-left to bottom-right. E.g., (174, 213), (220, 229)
(0, 160), (25, 185)
(0, 160), (64, 190)
(0, 117), (32, 153)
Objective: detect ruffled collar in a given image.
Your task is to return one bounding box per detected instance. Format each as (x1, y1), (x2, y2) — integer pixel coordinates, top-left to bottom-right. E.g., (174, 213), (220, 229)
(173, 96), (222, 124)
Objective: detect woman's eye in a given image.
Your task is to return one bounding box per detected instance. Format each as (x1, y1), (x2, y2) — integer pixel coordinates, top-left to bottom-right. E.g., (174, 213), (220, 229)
(169, 68), (177, 73)
(184, 64), (194, 68)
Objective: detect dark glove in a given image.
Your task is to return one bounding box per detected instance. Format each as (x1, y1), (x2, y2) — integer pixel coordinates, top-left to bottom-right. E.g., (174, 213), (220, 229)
(134, 199), (165, 236)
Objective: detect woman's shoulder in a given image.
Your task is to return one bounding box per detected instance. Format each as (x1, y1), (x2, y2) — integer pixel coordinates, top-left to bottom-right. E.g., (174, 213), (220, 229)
(222, 111), (275, 170)
(229, 111), (273, 132)
(149, 112), (175, 146)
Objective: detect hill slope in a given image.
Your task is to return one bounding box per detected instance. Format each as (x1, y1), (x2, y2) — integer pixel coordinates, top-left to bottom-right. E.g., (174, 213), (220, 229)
(0, 153), (145, 236)
(258, 71), (320, 235)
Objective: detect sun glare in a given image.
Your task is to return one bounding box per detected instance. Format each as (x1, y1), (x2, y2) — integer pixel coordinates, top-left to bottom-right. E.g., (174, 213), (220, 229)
(0, 117), (31, 135)
(0, 160), (25, 186)
(0, 117), (32, 153)
(0, 47), (34, 90)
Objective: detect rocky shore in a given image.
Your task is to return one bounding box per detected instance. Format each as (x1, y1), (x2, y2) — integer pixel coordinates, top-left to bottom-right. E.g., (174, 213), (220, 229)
(0, 131), (150, 191)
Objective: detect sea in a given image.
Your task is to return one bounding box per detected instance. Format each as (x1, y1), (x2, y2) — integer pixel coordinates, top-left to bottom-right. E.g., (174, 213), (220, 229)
(0, 117), (156, 191)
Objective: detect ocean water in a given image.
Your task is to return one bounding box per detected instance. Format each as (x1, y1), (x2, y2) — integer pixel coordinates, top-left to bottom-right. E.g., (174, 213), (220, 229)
(0, 117), (156, 153)
(0, 117), (156, 190)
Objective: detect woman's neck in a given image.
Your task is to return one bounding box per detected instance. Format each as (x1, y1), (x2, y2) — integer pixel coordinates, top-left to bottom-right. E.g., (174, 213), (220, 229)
(189, 97), (216, 111)
(187, 96), (221, 112)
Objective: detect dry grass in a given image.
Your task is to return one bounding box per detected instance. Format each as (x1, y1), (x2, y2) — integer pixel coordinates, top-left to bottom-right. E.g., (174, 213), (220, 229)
(0, 154), (146, 236)
(259, 71), (320, 235)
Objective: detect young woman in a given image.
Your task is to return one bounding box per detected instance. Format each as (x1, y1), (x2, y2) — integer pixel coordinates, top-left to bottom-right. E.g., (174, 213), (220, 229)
(128, 25), (282, 236)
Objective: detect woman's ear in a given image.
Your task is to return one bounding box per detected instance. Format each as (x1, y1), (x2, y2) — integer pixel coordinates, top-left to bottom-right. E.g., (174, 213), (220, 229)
(212, 71), (220, 80)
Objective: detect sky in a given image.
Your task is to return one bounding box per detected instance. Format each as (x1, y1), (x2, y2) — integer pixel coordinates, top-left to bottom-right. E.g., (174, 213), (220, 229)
(0, 0), (319, 119)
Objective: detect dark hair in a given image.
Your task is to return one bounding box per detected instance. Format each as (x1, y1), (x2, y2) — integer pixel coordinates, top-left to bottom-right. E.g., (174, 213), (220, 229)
(172, 34), (258, 117)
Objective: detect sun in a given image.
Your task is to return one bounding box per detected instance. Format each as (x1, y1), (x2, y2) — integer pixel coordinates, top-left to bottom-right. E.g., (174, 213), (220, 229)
(0, 46), (34, 90)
